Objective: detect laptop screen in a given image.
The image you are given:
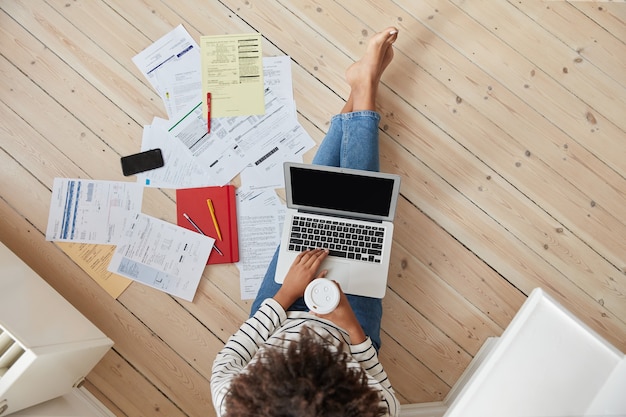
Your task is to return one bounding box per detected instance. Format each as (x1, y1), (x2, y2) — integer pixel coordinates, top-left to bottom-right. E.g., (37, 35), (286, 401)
(285, 163), (401, 222)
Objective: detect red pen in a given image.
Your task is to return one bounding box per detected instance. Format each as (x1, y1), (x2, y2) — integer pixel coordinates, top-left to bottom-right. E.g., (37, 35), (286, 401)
(206, 92), (211, 133)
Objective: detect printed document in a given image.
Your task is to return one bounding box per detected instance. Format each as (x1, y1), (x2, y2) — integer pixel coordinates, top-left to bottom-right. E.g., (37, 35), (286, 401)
(46, 178), (143, 244)
(200, 33), (265, 117)
(132, 24), (202, 119)
(57, 242), (131, 299)
(137, 117), (216, 188)
(168, 88), (314, 185)
(263, 55), (296, 116)
(236, 188), (285, 299)
(108, 212), (213, 301)
(239, 55), (309, 190)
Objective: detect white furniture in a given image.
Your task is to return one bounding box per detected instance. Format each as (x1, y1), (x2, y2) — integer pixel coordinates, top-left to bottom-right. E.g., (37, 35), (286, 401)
(0, 242), (113, 416)
(401, 288), (626, 417)
(8, 387), (115, 417)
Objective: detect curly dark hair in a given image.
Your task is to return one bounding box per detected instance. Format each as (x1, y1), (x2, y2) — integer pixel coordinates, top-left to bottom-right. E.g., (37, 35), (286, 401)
(224, 327), (387, 417)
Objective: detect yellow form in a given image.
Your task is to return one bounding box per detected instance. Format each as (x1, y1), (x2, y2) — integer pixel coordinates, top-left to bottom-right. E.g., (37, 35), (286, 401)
(57, 242), (131, 299)
(200, 33), (265, 118)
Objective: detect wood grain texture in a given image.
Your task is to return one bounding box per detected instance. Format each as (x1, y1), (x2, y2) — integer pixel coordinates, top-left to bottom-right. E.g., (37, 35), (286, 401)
(1, 1), (624, 415)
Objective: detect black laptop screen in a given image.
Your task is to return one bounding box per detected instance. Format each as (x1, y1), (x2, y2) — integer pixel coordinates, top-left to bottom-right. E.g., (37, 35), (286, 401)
(289, 165), (397, 218)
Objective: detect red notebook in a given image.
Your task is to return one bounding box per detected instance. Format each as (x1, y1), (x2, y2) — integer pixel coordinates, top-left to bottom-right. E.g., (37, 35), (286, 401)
(176, 185), (239, 264)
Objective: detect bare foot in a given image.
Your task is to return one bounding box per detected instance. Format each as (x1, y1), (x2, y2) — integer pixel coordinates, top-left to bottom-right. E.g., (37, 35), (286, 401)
(344, 27), (398, 112)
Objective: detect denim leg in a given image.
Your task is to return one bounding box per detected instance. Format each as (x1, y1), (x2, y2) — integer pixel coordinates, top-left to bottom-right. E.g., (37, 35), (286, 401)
(311, 113), (343, 167)
(251, 110), (384, 350)
(346, 295), (382, 351)
(313, 111), (381, 172)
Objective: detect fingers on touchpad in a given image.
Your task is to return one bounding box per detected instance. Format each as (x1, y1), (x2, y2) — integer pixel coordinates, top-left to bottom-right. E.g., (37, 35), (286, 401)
(319, 260), (350, 289)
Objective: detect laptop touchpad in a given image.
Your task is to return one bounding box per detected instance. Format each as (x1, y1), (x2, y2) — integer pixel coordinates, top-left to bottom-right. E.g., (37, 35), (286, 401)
(318, 260), (350, 290)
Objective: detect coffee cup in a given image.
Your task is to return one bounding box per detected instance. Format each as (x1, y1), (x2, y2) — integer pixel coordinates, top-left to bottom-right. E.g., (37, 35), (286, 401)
(304, 278), (340, 314)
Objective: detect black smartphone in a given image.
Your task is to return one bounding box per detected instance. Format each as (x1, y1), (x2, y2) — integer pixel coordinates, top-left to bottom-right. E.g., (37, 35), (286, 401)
(120, 149), (164, 176)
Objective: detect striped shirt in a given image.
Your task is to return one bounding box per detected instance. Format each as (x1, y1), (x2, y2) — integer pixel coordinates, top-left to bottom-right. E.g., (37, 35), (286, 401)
(211, 298), (399, 416)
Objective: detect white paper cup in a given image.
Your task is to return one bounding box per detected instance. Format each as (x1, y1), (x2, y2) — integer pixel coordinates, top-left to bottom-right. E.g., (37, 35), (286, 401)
(304, 278), (340, 314)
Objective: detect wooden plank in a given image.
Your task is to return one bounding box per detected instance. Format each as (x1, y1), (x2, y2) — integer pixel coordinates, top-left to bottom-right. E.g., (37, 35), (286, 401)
(47, 0), (154, 68)
(118, 283), (226, 381)
(509, 0), (626, 87)
(389, 243), (505, 355)
(382, 289), (472, 386)
(86, 350), (187, 417)
(0, 10), (144, 159)
(379, 333), (450, 403)
(383, 128), (626, 350)
(2, 0), (166, 124)
(447, 0), (626, 132)
(387, 0), (626, 178)
(80, 380), (126, 417)
(391, 197), (523, 331)
(376, 93), (626, 322)
(570, 2), (626, 44)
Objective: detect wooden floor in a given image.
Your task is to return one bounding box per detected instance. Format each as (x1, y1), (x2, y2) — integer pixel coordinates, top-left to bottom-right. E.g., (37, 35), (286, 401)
(1, 0), (625, 415)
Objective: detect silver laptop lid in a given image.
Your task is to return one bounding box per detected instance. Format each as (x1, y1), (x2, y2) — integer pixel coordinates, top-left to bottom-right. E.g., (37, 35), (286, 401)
(284, 162), (401, 222)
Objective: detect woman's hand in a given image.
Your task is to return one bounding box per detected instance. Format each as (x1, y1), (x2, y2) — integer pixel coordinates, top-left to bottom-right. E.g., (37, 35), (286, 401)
(313, 282), (367, 345)
(273, 249), (329, 310)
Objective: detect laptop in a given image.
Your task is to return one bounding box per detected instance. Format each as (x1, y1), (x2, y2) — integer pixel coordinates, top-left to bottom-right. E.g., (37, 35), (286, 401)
(274, 162), (401, 298)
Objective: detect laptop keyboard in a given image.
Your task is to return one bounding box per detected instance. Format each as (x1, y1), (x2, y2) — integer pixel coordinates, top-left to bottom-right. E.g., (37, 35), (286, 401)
(287, 215), (385, 263)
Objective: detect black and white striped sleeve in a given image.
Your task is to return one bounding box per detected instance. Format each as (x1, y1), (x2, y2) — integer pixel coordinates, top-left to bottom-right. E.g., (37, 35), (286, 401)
(350, 338), (400, 417)
(210, 298), (286, 415)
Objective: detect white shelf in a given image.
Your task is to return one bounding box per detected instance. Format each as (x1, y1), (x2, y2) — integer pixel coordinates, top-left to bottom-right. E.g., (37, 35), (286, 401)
(0, 242), (113, 416)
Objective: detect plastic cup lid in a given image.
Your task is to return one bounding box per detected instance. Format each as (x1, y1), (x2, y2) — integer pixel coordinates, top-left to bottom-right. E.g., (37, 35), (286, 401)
(304, 278), (340, 314)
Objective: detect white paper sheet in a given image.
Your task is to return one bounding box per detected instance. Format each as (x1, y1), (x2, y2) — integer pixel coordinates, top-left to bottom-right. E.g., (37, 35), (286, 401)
(236, 56), (315, 190)
(263, 56), (295, 116)
(240, 152), (303, 192)
(239, 56), (312, 191)
(235, 188), (285, 299)
(132, 24), (202, 119)
(137, 118), (216, 188)
(46, 178), (143, 244)
(107, 212), (213, 301)
(168, 88), (313, 185)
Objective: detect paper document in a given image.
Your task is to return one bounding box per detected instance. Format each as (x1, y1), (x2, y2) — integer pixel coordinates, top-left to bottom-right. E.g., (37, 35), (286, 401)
(241, 152), (303, 192)
(168, 88), (314, 185)
(236, 188), (285, 299)
(137, 117), (216, 188)
(132, 24), (202, 119)
(108, 213), (213, 301)
(200, 33), (265, 117)
(263, 56), (295, 115)
(238, 55), (310, 191)
(57, 242), (131, 299)
(46, 178), (143, 244)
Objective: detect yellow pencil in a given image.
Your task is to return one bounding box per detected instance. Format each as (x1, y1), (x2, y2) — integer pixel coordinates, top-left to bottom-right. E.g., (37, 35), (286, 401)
(206, 199), (222, 241)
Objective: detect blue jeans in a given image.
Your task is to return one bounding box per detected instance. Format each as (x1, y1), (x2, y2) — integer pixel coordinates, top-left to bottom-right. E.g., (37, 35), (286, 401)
(250, 111), (384, 351)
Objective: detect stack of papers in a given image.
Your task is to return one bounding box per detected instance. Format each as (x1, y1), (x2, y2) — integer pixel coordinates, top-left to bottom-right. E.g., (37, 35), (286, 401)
(46, 24), (316, 302)
(132, 24), (315, 189)
(46, 178), (213, 302)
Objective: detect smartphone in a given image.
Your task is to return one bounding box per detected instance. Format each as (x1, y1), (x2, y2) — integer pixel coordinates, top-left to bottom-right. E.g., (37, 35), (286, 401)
(120, 149), (164, 176)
